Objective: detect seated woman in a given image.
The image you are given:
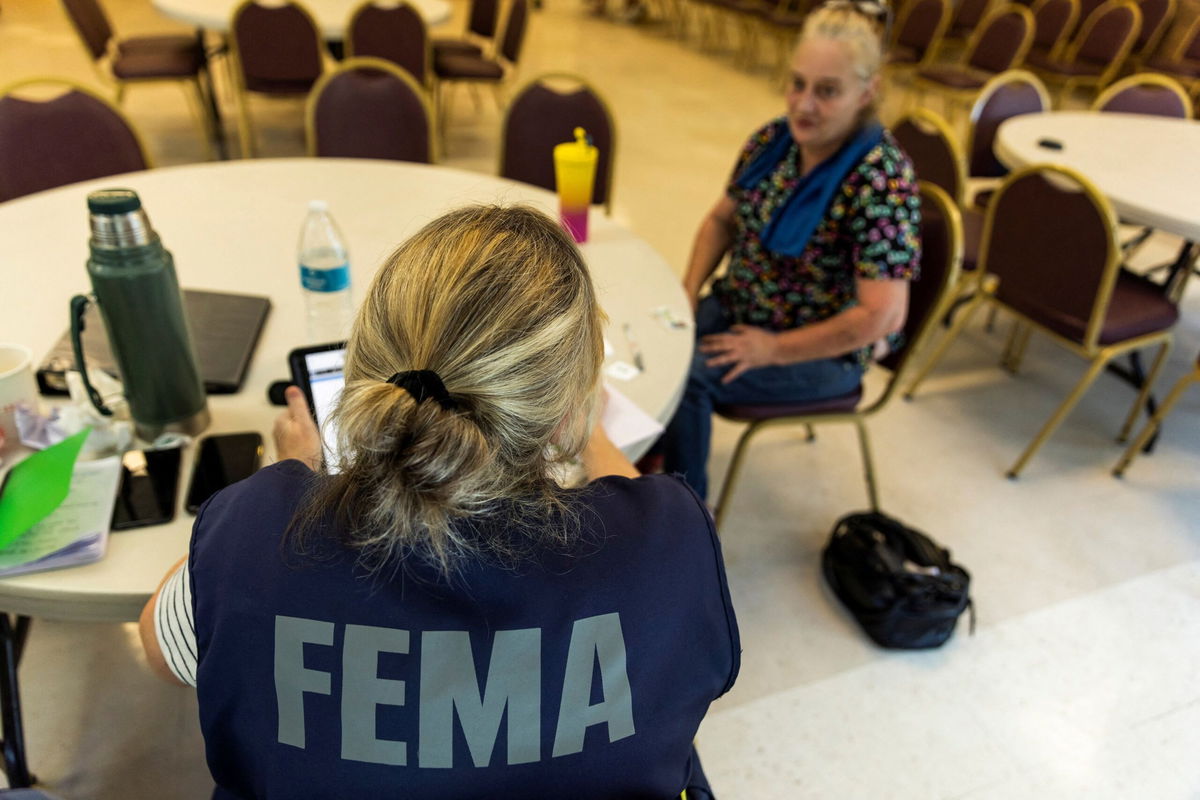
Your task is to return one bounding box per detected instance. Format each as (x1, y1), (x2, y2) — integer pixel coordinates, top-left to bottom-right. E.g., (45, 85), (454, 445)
(662, 0), (921, 500)
(139, 206), (739, 799)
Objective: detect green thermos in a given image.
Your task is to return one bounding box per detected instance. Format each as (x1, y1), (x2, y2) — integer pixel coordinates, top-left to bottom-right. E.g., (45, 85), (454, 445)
(70, 188), (210, 440)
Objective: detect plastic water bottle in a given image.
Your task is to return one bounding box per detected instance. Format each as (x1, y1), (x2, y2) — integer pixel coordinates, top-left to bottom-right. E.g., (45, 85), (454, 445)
(298, 200), (353, 344)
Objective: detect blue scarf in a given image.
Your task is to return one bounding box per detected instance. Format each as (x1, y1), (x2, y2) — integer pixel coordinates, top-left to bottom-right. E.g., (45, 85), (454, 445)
(735, 120), (884, 257)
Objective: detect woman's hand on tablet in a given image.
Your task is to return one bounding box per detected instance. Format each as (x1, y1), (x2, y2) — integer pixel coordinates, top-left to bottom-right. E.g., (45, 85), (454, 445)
(274, 386), (322, 471)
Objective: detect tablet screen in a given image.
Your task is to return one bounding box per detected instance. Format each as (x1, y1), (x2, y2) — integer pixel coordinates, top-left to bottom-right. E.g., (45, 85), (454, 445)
(300, 346), (345, 470)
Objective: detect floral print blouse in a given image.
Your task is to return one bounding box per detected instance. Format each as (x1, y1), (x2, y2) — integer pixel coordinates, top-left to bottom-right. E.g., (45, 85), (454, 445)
(712, 117), (921, 366)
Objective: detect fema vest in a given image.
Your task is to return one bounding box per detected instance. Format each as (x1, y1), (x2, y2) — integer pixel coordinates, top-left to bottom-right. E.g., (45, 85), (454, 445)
(189, 461), (740, 799)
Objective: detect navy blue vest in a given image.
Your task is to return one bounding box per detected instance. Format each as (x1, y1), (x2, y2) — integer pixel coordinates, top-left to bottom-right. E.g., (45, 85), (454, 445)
(189, 461), (740, 799)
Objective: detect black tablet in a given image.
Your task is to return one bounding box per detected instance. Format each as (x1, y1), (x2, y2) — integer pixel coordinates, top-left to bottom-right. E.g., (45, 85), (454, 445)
(287, 342), (347, 467)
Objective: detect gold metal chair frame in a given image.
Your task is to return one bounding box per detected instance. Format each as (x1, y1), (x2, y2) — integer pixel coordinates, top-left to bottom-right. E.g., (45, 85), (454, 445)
(227, 0), (327, 159)
(884, 0), (953, 88)
(894, 107), (968, 205)
(1141, 14), (1200, 98)
(59, 3), (217, 160)
(1028, 0), (1080, 61)
(1034, 0), (1143, 103)
(436, 0), (528, 133)
(713, 182), (964, 527)
(1112, 356), (1199, 476)
(303, 56), (440, 163)
(497, 71), (618, 216)
(0, 76), (155, 169)
(936, 0), (1001, 57)
(962, 69), (1049, 212)
(915, 4), (1037, 123)
(1131, 0), (1176, 64)
(344, 0), (436, 93)
(903, 164), (1174, 478)
(1090, 70), (1193, 117)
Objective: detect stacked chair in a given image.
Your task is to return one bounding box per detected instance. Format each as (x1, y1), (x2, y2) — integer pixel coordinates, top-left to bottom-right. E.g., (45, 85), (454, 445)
(886, 0), (953, 85)
(915, 4), (1036, 120)
(0, 78), (149, 202)
(228, 0), (325, 157)
(712, 182), (963, 525)
(903, 165), (1179, 478)
(435, 0), (529, 125)
(1141, 15), (1200, 95)
(59, 0), (221, 157)
(1025, 0), (1079, 64)
(1027, 0), (1142, 103)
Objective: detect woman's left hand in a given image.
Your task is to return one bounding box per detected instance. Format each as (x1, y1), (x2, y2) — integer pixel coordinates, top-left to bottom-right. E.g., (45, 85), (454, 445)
(699, 325), (780, 384)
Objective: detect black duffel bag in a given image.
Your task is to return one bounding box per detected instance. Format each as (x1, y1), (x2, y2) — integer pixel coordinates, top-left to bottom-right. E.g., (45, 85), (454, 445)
(821, 511), (974, 649)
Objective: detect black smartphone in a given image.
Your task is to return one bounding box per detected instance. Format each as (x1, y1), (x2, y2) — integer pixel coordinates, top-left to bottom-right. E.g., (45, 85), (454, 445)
(111, 446), (182, 530)
(185, 432), (264, 514)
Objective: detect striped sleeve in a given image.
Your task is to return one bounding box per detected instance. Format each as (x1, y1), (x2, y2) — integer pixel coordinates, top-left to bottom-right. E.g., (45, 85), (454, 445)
(154, 559), (198, 687)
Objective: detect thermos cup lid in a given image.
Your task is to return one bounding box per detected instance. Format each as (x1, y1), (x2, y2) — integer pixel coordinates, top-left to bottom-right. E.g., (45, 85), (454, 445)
(87, 188), (142, 215)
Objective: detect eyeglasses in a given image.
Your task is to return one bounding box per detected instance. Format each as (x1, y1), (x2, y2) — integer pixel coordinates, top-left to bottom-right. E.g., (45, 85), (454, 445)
(821, 0), (893, 39)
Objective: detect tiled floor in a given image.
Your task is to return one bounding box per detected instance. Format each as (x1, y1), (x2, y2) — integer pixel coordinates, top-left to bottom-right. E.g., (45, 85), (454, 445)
(2, 1), (1199, 797)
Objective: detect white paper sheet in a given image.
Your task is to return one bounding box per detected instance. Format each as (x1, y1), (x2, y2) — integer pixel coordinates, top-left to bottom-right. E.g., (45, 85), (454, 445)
(601, 384), (664, 450)
(0, 456), (120, 576)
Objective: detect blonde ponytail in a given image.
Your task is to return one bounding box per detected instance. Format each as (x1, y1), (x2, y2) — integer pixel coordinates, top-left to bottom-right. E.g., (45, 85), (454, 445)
(292, 205), (604, 576)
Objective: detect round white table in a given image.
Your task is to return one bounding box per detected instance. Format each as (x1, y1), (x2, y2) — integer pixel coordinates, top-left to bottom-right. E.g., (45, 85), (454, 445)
(0, 159), (691, 623)
(994, 111), (1200, 241)
(153, 0), (453, 37)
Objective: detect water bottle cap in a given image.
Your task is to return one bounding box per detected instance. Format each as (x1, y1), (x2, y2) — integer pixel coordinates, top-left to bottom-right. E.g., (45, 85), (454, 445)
(88, 188), (142, 215)
(308, 200), (329, 213)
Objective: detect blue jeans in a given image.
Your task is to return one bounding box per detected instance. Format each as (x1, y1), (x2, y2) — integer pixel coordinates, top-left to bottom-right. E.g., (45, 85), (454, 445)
(661, 296), (864, 499)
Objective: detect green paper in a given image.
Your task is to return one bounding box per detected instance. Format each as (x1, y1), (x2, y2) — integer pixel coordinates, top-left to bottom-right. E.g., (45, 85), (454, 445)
(0, 428), (92, 551)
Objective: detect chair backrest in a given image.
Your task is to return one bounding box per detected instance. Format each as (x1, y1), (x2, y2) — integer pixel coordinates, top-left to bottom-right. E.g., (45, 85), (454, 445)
(1170, 13), (1200, 61)
(966, 4), (1036, 73)
(498, 0), (530, 64)
(1030, 0), (1079, 52)
(0, 79), (149, 203)
(1067, 0), (1141, 66)
(1132, 0), (1174, 54)
(231, 0), (324, 94)
(892, 109), (966, 205)
(1072, 0), (1108, 32)
(950, 0), (995, 34)
(981, 164), (1119, 349)
(500, 73), (616, 208)
(875, 182), (963, 386)
(1092, 71), (1191, 115)
(466, 0), (500, 38)
(59, 0), (113, 61)
(966, 69), (1049, 177)
(893, 0), (951, 58)
(306, 57), (434, 162)
(345, 1), (431, 87)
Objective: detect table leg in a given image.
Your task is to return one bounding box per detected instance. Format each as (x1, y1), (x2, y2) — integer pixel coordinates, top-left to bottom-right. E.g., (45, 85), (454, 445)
(0, 613), (33, 788)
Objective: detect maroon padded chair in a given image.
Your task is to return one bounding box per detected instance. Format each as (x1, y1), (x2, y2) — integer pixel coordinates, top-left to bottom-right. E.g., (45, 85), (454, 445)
(0, 82), (148, 203)
(1093, 73), (1191, 116)
(888, 0), (951, 67)
(892, 111), (965, 205)
(963, 69), (1048, 218)
(433, 0), (500, 59)
(1026, 0), (1079, 61)
(230, 0), (324, 156)
(1141, 15), (1200, 86)
(711, 182), (963, 523)
(435, 0), (527, 84)
(945, 0), (996, 42)
(346, 1), (431, 87)
(1131, 0), (1175, 58)
(1028, 0), (1142, 96)
(306, 59), (434, 163)
(905, 165), (1178, 477)
(500, 75), (616, 210)
(917, 5), (1035, 95)
(58, 0), (221, 156)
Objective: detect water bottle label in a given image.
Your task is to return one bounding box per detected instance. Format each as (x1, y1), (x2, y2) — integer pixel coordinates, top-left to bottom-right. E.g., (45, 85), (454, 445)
(300, 263), (351, 292)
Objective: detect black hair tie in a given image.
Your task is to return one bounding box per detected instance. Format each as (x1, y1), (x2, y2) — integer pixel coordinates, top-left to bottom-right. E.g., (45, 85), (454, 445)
(386, 370), (458, 411)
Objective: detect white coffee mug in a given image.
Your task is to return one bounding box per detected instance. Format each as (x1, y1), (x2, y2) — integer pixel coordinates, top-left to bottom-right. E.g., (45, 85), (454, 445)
(0, 344), (37, 453)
